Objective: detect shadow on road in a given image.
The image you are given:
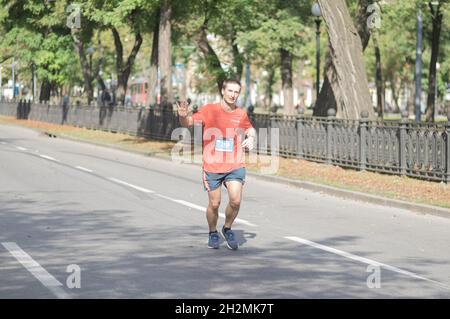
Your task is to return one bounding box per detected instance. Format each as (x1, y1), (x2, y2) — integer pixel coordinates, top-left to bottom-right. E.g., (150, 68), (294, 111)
(1, 194), (449, 299)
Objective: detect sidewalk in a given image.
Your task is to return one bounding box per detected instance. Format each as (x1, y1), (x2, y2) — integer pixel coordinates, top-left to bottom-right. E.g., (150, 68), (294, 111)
(1, 115), (449, 218)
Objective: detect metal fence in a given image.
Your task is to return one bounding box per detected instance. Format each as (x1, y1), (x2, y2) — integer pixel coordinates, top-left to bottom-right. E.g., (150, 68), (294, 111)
(1, 101), (449, 183)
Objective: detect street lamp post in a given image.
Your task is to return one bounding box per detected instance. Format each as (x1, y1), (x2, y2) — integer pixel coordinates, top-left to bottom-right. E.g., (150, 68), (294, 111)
(32, 63), (36, 102)
(12, 58), (16, 99)
(0, 65), (2, 101)
(311, 3), (322, 102)
(414, 8), (423, 122)
(435, 62), (440, 119)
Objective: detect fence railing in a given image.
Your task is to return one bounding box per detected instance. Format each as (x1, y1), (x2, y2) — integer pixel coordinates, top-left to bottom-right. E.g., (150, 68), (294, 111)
(1, 101), (449, 183)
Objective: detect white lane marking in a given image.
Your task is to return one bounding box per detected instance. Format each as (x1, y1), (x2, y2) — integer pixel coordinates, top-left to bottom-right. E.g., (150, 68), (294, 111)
(285, 236), (450, 290)
(154, 194), (258, 227)
(155, 193), (178, 201)
(173, 199), (205, 211)
(2, 242), (71, 299)
(108, 177), (155, 193)
(15, 146), (27, 151)
(39, 154), (60, 162)
(0, 141), (7, 145)
(229, 216), (257, 227)
(75, 166), (93, 173)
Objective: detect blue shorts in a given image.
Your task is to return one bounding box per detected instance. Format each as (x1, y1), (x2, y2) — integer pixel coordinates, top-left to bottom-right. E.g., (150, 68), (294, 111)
(202, 167), (246, 192)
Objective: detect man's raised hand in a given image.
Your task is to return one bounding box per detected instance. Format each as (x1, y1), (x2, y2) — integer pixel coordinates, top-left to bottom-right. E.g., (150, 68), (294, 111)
(176, 100), (189, 117)
(241, 136), (255, 151)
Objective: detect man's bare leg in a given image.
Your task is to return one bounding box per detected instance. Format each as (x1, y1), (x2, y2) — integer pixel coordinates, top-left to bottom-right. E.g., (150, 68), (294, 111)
(223, 181), (243, 229)
(206, 187), (221, 232)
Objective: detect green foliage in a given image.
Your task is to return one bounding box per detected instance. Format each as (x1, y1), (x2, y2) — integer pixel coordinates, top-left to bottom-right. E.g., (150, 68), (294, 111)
(0, 0), (448, 105)
(363, 0), (450, 100)
(84, 0), (156, 31)
(0, 0), (82, 87)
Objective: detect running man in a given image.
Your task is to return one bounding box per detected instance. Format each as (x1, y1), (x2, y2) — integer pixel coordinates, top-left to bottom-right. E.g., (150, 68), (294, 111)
(177, 79), (257, 250)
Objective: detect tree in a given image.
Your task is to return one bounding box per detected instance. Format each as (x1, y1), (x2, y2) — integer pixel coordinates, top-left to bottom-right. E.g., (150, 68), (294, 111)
(194, 16), (227, 91)
(184, 0), (249, 91)
(71, 27), (99, 106)
(373, 0), (418, 115)
(0, 0), (81, 102)
(83, 0), (156, 106)
(313, 0), (375, 119)
(373, 32), (384, 119)
(159, 0), (172, 106)
(148, 8), (159, 105)
(362, 0), (449, 118)
(313, 0), (375, 118)
(236, 0), (308, 115)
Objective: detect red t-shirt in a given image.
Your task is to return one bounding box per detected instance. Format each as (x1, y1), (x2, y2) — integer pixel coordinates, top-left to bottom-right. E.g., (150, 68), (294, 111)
(192, 103), (254, 173)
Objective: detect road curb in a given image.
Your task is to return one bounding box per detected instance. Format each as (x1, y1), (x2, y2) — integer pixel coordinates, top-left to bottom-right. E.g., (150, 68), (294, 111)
(52, 131), (450, 219)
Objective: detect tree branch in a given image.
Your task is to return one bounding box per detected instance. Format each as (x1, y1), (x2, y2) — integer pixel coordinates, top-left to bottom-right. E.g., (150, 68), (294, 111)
(111, 27), (123, 73)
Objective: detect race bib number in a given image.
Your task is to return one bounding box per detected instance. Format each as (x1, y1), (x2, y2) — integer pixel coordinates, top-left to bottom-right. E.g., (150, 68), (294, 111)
(215, 138), (234, 152)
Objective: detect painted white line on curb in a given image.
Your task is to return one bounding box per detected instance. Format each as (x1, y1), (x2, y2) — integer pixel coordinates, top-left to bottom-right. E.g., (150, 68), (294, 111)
(154, 194), (257, 227)
(2, 242), (71, 299)
(108, 178), (154, 193)
(16, 146), (27, 151)
(75, 166), (93, 173)
(39, 154), (60, 162)
(285, 236), (450, 290)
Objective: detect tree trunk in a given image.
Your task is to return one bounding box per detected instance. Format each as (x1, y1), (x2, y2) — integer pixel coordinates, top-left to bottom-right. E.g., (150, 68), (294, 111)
(158, 0), (173, 107)
(316, 0), (374, 119)
(31, 64), (36, 102)
(39, 78), (51, 103)
(96, 46), (106, 92)
(112, 28), (124, 105)
(112, 28), (143, 106)
(425, 2), (442, 123)
(373, 33), (384, 119)
(280, 48), (294, 115)
(295, 59), (306, 109)
(314, 0), (373, 118)
(230, 28), (243, 80)
(388, 76), (400, 113)
(148, 13), (159, 106)
(355, 0), (372, 50)
(313, 50), (336, 116)
(407, 79), (415, 116)
(71, 31), (94, 105)
(264, 67), (275, 111)
(96, 74), (106, 91)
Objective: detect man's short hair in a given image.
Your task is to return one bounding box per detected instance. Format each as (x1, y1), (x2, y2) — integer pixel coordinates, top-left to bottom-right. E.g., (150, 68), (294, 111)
(221, 79), (241, 91)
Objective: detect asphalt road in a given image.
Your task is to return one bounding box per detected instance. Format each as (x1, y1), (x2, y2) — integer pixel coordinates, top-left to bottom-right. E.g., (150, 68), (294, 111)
(1, 123), (450, 299)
